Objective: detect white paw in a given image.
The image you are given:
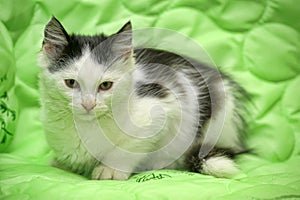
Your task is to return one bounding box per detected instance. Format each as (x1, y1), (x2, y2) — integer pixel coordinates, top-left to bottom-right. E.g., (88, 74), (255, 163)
(91, 165), (131, 180)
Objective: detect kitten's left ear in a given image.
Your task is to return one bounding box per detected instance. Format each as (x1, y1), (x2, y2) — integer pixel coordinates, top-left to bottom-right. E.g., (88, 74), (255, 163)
(42, 17), (69, 60)
(112, 21), (133, 58)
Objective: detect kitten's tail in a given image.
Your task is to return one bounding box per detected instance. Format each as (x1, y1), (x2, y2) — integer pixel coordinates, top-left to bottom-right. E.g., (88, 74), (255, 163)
(188, 147), (246, 178)
(201, 155), (239, 178)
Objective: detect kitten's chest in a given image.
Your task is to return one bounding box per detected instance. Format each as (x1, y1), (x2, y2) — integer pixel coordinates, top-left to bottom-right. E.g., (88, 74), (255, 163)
(45, 117), (95, 163)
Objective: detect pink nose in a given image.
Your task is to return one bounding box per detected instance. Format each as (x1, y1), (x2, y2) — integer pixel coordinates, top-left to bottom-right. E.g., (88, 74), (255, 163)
(81, 102), (96, 112)
(81, 95), (96, 112)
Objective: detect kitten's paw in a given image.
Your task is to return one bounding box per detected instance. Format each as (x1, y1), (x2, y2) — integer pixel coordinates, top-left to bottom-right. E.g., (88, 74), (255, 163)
(91, 165), (131, 180)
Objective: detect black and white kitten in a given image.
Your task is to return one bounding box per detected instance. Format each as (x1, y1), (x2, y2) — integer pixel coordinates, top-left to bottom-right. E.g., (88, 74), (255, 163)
(39, 17), (247, 180)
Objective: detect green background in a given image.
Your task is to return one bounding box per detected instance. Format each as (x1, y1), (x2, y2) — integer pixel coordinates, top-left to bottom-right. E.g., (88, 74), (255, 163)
(1, 0), (300, 199)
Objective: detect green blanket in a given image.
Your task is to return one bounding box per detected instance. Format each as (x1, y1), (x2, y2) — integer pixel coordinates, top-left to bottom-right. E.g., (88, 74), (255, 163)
(1, 0), (300, 199)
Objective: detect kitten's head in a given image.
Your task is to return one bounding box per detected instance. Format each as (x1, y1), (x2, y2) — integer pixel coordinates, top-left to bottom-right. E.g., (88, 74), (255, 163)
(39, 17), (134, 116)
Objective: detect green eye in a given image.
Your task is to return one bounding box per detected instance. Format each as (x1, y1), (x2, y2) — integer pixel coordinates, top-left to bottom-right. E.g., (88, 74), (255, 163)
(64, 79), (79, 89)
(99, 81), (113, 91)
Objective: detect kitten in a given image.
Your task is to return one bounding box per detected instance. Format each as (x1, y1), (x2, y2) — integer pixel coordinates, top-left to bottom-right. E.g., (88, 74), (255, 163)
(38, 17), (248, 180)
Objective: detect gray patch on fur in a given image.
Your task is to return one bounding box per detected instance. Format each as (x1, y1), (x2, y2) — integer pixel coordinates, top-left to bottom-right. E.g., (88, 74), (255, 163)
(135, 82), (169, 98)
(43, 17), (131, 73)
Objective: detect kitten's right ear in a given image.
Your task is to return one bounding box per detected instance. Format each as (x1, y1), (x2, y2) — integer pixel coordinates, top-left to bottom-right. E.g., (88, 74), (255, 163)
(42, 17), (69, 59)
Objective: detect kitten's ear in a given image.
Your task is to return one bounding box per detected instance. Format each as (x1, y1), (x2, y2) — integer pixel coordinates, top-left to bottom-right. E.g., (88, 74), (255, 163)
(42, 17), (69, 59)
(117, 21), (132, 34)
(112, 21), (132, 58)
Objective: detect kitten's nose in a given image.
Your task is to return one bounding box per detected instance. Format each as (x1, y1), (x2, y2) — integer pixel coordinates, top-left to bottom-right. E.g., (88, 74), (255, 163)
(81, 95), (96, 112)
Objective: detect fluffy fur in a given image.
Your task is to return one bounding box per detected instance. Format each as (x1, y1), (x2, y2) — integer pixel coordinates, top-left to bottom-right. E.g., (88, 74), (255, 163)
(39, 17), (248, 180)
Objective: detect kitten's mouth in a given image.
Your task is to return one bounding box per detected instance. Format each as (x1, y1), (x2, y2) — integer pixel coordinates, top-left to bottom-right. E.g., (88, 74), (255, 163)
(73, 113), (98, 122)
(72, 109), (108, 120)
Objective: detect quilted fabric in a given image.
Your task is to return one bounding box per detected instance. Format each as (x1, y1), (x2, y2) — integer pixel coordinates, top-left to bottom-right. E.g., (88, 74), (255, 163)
(1, 0), (300, 199)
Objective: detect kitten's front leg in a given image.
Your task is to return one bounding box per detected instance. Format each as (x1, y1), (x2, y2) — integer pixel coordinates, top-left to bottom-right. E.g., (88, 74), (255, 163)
(91, 164), (131, 180)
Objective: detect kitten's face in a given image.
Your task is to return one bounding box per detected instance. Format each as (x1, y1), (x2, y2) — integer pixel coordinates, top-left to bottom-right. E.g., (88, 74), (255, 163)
(39, 17), (134, 117)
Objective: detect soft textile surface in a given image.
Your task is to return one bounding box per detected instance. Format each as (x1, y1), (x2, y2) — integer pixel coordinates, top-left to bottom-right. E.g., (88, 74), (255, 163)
(1, 0), (300, 199)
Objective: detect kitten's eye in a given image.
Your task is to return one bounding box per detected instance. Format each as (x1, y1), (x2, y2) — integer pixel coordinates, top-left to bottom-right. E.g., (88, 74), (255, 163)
(64, 79), (79, 89)
(99, 81), (113, 91)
